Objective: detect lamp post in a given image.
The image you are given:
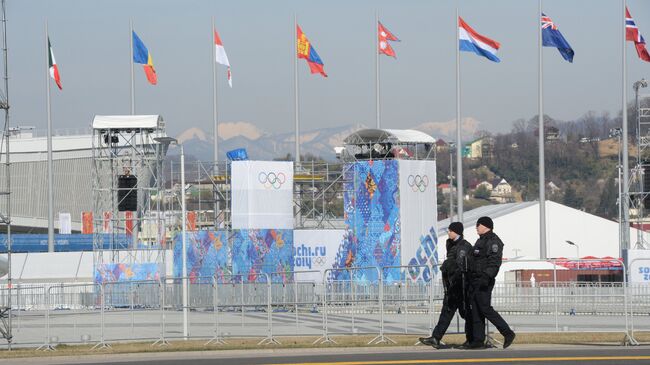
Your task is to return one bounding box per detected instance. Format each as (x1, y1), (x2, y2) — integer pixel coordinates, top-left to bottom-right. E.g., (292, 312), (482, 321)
(633, 79), (648, 249)
(448, 142), (455, 221)
(154, 137), (187, 340)
(610, 128), (623, 258)
(566, 240), (580, 269)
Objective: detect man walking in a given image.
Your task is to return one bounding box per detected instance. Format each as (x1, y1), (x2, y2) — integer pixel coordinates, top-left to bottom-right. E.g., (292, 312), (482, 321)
(419, 222), (473, 349)
(467, 216), (516, 349)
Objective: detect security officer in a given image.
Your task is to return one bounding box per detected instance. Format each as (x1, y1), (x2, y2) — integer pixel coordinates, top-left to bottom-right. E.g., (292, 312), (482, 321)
(419, 222), (473, 349)
(467, 216), (516, 349)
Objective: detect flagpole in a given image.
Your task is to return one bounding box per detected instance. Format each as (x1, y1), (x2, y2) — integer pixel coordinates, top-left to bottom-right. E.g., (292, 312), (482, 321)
(46, 21), (54, 253)
(538, 0), (547, 259)
(212, 19), (218, 170)
(622, 0), (630, 253)
(455, 7), (463, 221)
(130, 19), (135, 115)
(294, 14), (300, 165)
(376, 10), (380, 129)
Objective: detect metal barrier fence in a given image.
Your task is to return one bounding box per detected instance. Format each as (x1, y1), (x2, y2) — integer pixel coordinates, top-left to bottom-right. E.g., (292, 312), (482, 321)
(0, 259), (646, 350)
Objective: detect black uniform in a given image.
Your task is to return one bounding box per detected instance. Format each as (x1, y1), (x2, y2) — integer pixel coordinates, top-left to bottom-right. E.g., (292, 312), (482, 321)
(469, 230), (514, 343)
(431, 236), (473, 342)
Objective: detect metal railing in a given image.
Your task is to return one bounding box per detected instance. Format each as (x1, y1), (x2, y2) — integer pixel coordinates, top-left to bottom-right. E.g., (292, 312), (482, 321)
(0, 260), (645, 350)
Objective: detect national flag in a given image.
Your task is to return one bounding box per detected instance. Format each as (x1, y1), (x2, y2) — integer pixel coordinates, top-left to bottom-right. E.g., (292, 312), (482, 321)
(626, 7), (650, 62)
(296, 25), (327, 77)
(541, 13), (574, 63)
(132, 31), (158, 85)
(378, 21), (399, 58)
(48, 37), (62, 90)
(214, 28), (232, 87)
(458, 16), (501, 63)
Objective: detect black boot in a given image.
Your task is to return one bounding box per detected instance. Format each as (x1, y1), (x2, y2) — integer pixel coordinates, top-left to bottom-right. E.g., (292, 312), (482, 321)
(418, 336), (443, 349)
(503, 331), (516, 349)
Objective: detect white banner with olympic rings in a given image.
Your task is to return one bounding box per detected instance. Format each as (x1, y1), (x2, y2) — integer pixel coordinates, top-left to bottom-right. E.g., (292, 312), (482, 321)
(398, 160), (438, 272)
(232, 160), (294, 229)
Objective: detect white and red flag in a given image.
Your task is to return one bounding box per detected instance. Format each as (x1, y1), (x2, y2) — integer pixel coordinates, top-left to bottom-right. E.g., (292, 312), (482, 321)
(626, 7), (650, 62)
(378, 21), (399, 58)
(214, 28), (232, 87)
(48, 37), (62, 90)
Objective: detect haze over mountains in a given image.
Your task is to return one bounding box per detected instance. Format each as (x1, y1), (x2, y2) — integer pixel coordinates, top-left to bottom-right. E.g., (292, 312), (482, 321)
(173, 118), (481, 161)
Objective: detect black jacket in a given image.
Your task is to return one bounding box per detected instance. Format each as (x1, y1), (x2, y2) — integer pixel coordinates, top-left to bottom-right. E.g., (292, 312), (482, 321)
(441, 236), (473, 289)
(471, 230), (504, 280)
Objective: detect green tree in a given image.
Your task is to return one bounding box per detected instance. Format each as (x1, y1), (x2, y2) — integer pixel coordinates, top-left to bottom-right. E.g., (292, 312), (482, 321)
(597, 177), (617, 219)
(563, 185), (584, 209)
(474, 185), (491, 200)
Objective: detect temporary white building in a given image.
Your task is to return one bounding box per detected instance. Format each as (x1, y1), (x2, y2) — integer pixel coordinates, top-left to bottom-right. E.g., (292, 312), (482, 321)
(437, 200), (643, 261)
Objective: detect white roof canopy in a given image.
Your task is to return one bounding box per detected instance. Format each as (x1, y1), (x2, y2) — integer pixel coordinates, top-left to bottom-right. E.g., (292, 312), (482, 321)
(344, 128), (435, 145)
(92, 115), (162, 130)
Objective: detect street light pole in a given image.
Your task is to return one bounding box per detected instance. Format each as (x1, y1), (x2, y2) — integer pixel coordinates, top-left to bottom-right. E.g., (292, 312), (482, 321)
(621, 0), (630, 253)
(180, 144), (188, 340)
(566, 240), (580, 269)
(609, 128), (623, 258)
(154, 137), (185, 340)
(633, 79), (648, 249)
(449, 143), (455, 221)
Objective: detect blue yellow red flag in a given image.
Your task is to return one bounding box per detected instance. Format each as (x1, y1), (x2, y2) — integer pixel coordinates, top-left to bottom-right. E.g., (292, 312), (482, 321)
(132, 31), (157, 85)
(296, 25), (327, 77)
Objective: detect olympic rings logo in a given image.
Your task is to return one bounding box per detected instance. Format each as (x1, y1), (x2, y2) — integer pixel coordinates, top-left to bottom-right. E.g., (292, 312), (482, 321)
(407, 174), (429, 192)
(258, 171), (287, 189)
(313, 256), (326, 266)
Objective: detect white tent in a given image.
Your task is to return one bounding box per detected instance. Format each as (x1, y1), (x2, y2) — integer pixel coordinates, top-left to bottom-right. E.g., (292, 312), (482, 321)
(438, 200), (642, 261)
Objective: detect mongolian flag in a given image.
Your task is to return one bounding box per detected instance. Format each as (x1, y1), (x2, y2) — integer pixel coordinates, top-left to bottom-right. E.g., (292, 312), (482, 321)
(296, 25), (327, 77)
(132, 31), (158, 84)
(48, 37), (62, 90)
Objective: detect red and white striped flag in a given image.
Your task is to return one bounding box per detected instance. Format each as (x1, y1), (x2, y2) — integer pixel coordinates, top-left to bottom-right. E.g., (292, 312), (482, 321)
(214, 28), (232, 87)
(48, 37), (62, 90)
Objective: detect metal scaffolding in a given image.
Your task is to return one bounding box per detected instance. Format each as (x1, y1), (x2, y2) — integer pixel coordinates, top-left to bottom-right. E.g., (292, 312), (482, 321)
(91, 115), (169, 278)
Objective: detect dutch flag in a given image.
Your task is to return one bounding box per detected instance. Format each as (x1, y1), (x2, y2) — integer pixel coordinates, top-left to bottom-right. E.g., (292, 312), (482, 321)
(458, 16), (501, 63)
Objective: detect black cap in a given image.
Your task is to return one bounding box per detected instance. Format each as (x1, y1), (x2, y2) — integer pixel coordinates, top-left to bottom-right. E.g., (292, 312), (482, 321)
(476, 216), (494, 230)
(448, 222), (464, 236)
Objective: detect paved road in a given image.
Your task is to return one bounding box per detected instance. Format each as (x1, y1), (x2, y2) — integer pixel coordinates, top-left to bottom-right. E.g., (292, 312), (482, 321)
(5, 345), (650, 365)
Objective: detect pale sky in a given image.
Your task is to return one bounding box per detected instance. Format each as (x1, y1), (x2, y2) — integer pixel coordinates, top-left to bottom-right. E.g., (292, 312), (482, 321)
(7, 0), (650, 138)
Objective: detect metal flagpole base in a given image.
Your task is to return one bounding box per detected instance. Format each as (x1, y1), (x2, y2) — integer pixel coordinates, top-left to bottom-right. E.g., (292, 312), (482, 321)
(624, 332), (640, 346)
(313, 334), (337, 345)
(151, 337), (169, 347)
(484, 333), (501, 349)
(367, 334), (397, 345)
(258, 336), (281, 346)
(205, 335), (227, 346)
(90, 341), (112, 351)
(36, 343), (56, 351)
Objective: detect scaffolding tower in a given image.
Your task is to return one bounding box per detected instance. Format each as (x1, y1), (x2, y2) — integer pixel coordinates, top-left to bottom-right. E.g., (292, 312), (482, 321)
(91, 115), (169, 280)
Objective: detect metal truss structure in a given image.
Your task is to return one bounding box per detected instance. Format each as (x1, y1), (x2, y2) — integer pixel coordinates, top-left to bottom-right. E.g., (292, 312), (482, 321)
(91, 116), (169, 278)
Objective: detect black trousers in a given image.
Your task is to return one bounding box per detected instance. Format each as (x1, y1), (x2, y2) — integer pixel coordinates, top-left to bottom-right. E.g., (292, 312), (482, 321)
(470, 283), (512, 343)
(432, 293), (472, 342)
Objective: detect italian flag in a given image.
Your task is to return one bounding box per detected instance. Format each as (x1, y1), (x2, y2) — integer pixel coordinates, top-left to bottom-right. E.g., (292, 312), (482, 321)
(48, 37), (62, 90)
